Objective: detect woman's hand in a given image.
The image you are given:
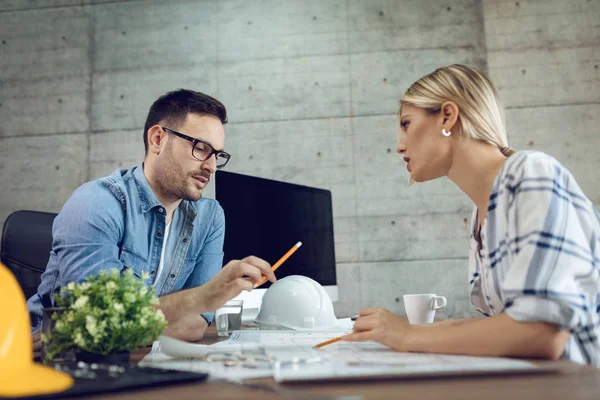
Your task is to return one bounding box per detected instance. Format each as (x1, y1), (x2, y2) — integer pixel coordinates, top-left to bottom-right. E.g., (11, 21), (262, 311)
(343, 308), (412, 351)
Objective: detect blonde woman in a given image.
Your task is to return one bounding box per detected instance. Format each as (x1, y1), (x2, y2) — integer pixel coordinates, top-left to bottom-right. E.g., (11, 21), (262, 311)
(344, 64), (600, 366)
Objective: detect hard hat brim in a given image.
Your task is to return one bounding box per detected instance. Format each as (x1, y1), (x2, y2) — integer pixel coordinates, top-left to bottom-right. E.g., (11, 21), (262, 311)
(0, 363), (73, 397)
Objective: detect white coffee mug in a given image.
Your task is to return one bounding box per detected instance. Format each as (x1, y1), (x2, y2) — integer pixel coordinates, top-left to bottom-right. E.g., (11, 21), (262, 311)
(403, 294), (447, 325)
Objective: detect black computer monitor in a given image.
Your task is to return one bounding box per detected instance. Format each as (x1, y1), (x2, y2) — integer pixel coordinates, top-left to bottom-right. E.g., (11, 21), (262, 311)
(215, 171), (337, 290)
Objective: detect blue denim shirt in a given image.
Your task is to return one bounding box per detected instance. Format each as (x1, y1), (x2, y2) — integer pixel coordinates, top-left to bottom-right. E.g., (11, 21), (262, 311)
(27, 163), (225, 331)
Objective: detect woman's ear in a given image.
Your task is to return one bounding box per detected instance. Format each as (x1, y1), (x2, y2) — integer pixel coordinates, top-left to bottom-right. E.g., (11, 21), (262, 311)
(441, 101), (459, 130)
(147, 125), (166, 155)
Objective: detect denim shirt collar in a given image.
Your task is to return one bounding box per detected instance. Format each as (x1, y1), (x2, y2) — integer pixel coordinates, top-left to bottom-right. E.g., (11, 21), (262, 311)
(132, 163), (198, 221)
(133, 163), (163, 213)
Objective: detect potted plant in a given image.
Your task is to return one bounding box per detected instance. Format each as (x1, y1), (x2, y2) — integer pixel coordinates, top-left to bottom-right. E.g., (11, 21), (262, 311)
(42, 269), (167, 364)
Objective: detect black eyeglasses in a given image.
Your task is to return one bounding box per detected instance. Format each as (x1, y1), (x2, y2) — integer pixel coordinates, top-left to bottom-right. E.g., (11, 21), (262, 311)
(161, 127), (231, 169)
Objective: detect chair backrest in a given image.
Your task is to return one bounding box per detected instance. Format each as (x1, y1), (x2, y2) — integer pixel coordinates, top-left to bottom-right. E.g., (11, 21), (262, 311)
(1, 210), (57, 300)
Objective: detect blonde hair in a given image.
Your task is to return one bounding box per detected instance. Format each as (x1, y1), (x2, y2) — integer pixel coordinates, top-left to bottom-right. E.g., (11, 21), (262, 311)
(401, 64), (515, 186)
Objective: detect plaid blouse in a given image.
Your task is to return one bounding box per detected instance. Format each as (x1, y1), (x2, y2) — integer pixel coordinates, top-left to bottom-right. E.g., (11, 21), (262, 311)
(469, 151), (600, 365)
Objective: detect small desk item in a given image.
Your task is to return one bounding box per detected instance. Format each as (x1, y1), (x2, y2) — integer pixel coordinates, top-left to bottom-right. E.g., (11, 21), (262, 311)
(158, 335), (271, 368)
(141, 333), (332, 382)
(0, 362), (208, 399)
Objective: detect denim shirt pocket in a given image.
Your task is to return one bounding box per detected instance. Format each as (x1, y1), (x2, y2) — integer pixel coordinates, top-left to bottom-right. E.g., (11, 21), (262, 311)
(182, 257), (196, 275)
(166, 256), (196, 292)
(119, 248), (149, 279)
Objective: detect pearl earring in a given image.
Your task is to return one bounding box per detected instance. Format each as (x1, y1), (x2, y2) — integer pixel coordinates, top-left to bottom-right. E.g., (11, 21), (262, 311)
(442, 128), (451, 137)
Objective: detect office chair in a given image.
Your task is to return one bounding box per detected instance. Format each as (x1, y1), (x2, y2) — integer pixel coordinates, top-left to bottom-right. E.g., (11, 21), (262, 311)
(1, 210), (57, 300)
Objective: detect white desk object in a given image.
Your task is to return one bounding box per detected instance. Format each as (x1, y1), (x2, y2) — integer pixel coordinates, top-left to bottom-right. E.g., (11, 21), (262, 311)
(273, 340), (551, 382)
(141, 332), (554, 383)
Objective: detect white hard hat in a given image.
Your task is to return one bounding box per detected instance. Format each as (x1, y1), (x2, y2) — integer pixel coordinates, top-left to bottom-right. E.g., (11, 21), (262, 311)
(254, 275), (337, 331)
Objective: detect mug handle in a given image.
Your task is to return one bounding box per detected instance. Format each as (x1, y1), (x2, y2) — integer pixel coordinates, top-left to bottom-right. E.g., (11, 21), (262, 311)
(433, 296), (447, 310)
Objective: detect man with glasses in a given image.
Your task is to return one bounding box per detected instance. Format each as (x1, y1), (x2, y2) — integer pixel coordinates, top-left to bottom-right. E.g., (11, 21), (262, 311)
(28, 89), (276, 346)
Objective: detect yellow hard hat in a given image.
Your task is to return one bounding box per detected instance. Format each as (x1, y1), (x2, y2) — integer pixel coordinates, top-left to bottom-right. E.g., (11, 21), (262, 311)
(0, 262), (73, 397)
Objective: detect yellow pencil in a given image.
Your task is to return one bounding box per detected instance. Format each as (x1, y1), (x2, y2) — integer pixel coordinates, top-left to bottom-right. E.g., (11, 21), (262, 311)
(314, 336), (342, 349)
(254, 241), (302, 288)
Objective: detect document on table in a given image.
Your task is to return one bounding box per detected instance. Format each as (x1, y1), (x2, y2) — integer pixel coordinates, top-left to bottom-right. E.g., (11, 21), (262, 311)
(273, 340), (550, 382)
(219, 331), (551, 382)
(139, 331), (345, 381)
(222, 330), (344, 347)
(140, 331), (554, 383)
(139, 339), (274, 382)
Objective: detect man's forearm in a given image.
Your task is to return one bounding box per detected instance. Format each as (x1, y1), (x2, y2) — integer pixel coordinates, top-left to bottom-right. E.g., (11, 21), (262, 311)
(162, 315), (209, 342)
(405, 313), (570, 360)
(158, 286), (207, 324)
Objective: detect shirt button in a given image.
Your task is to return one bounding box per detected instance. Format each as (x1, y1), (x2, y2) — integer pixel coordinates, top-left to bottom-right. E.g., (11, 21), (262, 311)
(151, 271), (156, 275)
(183, 238), (188, 243)
(169, 274), (175, 279)
(157, 232), (162, 237)
(158, 208), (164, 213)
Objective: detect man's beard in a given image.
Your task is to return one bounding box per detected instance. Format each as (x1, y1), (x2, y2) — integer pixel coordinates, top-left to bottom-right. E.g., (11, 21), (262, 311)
(155, 148), (206, 202)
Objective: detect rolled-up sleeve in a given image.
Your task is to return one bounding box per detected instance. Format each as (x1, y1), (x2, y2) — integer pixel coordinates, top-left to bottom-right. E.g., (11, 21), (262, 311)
(502, 157), (598, 333)
(27, 181), (126, 331)
(53, 183), (126, 285)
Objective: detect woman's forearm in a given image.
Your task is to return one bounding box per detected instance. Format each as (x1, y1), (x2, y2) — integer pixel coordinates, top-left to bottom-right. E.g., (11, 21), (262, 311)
(427, 318), (477, 328)
(405, 313), (570, 360)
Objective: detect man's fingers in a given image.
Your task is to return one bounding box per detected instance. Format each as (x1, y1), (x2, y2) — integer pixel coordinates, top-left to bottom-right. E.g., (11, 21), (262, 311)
(33, 340), (42, 351)
(243, 255), (276, 282)
(32, 331), (42, 351)
(238, 263), (263, 283)
(216, 279), (253, 309)
(224, 259), (264, 283)
(232, 278), (254, 293)
(243, 255), (271, 270)
(223, 259), (240, 277)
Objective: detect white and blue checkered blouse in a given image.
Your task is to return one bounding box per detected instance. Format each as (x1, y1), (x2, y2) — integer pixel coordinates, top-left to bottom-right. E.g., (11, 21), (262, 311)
(469, 151), (600, 365)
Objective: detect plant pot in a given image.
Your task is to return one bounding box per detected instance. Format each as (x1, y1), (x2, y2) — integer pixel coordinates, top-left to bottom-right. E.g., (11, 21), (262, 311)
(41, 307), (76, 364)
(77, 350), (131, 365)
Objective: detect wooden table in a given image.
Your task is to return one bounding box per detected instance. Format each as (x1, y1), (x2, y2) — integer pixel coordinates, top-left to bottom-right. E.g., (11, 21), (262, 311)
(85, 327), (600, 400)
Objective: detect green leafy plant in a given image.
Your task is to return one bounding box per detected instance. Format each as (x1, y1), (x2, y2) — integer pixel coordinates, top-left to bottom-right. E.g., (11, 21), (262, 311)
(42, 269), (167, 361)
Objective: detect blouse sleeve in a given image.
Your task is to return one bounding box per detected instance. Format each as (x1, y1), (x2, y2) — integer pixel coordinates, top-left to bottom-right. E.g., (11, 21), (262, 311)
(501, 154), (598, 333)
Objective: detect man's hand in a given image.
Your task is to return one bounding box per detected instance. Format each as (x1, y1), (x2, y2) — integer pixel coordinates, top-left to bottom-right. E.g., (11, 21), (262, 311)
(32, 330), (42, 356)
(343, 308), (411, 350)
(198, 256), (276, 312)
(158, 255), (276, 334)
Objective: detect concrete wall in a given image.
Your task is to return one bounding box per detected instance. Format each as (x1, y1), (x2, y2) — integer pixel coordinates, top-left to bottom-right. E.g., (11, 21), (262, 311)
(1, 0), (598, 319)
